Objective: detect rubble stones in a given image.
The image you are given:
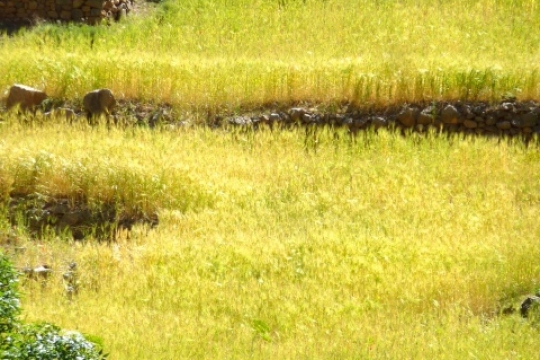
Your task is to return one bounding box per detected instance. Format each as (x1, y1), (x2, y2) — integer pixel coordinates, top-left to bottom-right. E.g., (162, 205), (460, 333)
(0, 0), (135, 25)
(8, 194), (159, 241)
(4, 83), (540, 140)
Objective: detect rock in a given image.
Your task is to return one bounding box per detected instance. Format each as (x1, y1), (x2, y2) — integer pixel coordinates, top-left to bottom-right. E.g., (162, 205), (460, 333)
(341, 117), (353, 127)
(396, 106), (418, 127)
(83, 88), (116, 118)
(103, 0), (115, 11)
(258, 114), (270, 124)
(268, 113), (281, 123)
(87, 0), (103, 9)
(417, 106), (436, 125)
(228, 116), (251, 126)
(71, 9), (84, 21)
(6, 84), (47, 111)
(501, 102), (514, 112)
(485, 116), (497, 125)
(462, 104), (474, 119)
(301, 113), (314, 124)
(349, 117), (368, 132)
(483, 125), (498, 133)
(521, 296), (540, 318)
(496, 121), (512, 130)
(289, 107), (306, 122)
(23, 264), (52, 280)
(463, 119), (478, 129)
(441, 104), (461, 124)
(370, 116), (387, 129)
(511, 112), (538, 128)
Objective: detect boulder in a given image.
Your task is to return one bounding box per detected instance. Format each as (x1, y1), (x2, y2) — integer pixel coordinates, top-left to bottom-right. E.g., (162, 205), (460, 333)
(83, 88), (116, 118)
(417, 106), (437, 125)
(6, 84), (47, 111)
(268, 113), (282, 123)
(289, 107), (307, 122)
(396, 106), (418, 128)
(441, 104), (461, 124)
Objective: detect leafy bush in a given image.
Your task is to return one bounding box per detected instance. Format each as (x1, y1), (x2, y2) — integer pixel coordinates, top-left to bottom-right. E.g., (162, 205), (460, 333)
(2, 323), (106, 360)
(0, 253), (20, 334)
(0, 253), (106, 359)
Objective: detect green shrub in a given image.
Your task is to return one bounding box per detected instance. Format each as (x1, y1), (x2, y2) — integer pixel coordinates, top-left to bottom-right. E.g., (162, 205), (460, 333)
(0, 253), (106, 359)
(0, 253), (19, 334)
(2, 323), (106, 360)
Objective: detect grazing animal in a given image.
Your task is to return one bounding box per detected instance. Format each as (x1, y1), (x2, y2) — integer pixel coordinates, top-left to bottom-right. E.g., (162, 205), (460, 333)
(6, 84), (47, 112)
(83, 88), (116, 123)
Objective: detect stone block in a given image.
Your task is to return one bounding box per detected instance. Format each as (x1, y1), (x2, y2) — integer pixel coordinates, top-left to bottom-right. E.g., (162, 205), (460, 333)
(60, 10), (71, 20)
(71, 8), (83, 20)
(87, 0), (103, 9)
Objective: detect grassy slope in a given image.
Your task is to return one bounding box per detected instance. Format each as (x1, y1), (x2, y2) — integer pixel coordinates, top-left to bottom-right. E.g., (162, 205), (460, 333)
(2, 119), (540, 359)
(0, 0), (539, 109)
(2, 1), (540, 358)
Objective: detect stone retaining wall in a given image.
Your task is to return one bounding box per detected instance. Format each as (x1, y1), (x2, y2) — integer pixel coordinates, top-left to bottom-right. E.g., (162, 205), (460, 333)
(0, 0), (132, 25)
(218, 99), (540, 141)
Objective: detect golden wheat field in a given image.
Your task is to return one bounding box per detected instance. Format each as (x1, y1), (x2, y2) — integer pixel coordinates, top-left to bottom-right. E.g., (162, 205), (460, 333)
(1, 0), (540, 359)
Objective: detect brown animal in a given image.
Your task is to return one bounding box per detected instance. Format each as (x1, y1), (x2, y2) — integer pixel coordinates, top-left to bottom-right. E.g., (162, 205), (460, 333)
(82, 88), (116, 122)
(6, 84), (47, 112)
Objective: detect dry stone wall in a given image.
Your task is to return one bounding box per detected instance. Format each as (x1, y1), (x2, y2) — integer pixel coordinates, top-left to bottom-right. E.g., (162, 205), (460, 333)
(0, 0), (133, 25)
(6, 84), (540, 141)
